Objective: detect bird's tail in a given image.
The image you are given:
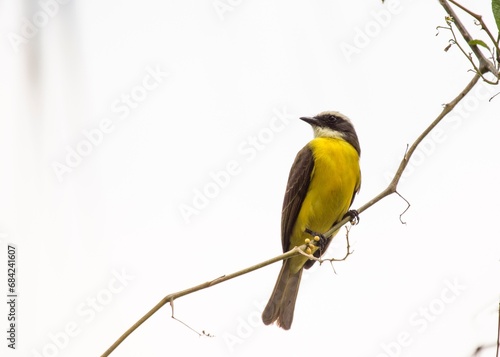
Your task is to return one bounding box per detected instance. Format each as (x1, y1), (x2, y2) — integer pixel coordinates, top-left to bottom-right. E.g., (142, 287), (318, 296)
(261, 259), (303, 330)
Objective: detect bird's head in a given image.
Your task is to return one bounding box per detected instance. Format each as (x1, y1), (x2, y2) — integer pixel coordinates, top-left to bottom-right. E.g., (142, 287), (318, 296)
(300, 111), (361, 156)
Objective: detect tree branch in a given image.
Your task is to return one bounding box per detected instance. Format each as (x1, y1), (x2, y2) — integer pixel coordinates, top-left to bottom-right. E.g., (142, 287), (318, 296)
(448, 0), (500, 63)
(439, 0), (499, 77)
(101, 246), (304, 356)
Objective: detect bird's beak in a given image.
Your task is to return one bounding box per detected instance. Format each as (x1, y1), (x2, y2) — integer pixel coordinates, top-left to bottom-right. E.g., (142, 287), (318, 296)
(300, 116), (318, 126)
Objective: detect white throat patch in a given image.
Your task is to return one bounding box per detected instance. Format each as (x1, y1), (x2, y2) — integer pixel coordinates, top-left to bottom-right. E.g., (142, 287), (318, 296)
(313, 126), (344, 139)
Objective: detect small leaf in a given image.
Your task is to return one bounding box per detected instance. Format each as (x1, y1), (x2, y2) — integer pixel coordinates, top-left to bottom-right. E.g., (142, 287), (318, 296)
(468, 39), (490, 50)
(493, 0), (500, 33)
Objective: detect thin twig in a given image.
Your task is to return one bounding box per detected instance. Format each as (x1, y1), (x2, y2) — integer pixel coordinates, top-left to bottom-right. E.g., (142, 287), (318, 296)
(101, 246), (304, 356)
(171, 315), (203, 337)
(396, 191), (410, 224)
(439, 0), (499, 76)
(448, 0), (500, 61)
(442, 20), (484, 78)
(298, 226), (353, 264)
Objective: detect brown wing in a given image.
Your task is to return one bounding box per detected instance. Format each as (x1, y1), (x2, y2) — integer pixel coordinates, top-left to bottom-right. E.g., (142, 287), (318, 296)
(281, 145), (314, 252)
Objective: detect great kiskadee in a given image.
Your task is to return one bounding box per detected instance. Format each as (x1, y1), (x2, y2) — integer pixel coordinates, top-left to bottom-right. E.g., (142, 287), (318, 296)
(261, 111), (361, 330)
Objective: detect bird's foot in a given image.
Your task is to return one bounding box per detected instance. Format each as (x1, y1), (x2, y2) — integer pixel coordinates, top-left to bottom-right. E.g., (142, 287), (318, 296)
(343, 209), (360, 225)
(304, 228), (328, 252)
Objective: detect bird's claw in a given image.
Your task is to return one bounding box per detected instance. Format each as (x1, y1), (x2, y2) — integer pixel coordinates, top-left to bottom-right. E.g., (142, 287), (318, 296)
(304, 228), (328, 251)
(344, 209), (360, 225)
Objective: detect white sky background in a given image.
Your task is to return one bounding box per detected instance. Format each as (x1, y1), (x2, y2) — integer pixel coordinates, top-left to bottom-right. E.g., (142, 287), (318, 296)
(1, 0), (499, 356)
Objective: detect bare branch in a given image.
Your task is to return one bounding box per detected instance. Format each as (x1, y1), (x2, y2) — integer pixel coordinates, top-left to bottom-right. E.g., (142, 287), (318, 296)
(101, 246), (304, 356)
(439, 19), (485, 78)
(396, 191), (410, 224)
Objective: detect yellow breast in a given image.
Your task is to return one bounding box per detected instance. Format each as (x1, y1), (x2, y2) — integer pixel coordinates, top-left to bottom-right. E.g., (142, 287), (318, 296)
(289, 137), (360, 272)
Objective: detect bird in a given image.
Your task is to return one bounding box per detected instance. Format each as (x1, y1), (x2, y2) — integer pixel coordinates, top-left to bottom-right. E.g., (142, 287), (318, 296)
(261, 111), (361, 330)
